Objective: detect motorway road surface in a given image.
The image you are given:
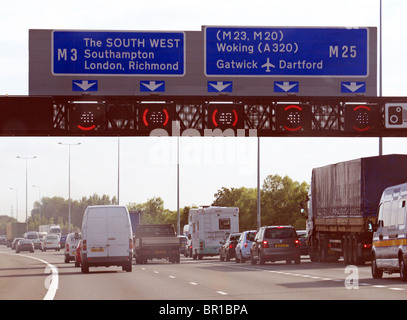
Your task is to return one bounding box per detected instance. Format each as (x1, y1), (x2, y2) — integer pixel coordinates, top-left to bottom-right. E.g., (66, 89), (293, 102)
(1, 246), (406, 301)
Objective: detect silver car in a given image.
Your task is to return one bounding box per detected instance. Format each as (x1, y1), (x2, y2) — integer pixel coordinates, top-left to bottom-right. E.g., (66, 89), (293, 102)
(235, 230), (257, 263)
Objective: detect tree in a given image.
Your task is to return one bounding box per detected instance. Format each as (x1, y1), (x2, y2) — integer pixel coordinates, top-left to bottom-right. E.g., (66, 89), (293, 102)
(261, 174), (309, 229)
(212, 187), (257, 230)
(211, 175), (309, 231)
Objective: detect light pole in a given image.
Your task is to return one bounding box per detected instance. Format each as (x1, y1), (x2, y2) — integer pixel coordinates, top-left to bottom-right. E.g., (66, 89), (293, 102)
(9, 187), (18, 220)
(32, 185), (41, 225)
(16, 156), (37, 232)
(58, 142), (81, 233)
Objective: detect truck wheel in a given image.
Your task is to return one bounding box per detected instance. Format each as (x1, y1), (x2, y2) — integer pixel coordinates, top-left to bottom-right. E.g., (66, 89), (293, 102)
(347, 236), (354, 265)
(371, 254), (383, 279)
(399, 255), (407, 282)
(81, 261), (89, 274)
(342, 237), (349, 264)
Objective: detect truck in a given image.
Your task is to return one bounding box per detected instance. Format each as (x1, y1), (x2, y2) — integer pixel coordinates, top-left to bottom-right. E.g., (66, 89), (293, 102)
(133, 224), (180, 264)
(6, 222), (26, 246)
(129, 210), (141, 236)
(307, 154), (407, 265)
(189, 206), (239, 260)
(39, 224), (61, 237)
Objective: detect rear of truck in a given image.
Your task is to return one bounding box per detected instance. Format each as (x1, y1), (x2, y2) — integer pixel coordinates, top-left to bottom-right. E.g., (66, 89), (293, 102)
(308, 154), (407, 264)
(134, 224), (180, 264)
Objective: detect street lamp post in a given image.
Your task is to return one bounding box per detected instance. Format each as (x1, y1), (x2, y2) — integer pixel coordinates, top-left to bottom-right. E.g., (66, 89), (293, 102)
(16, 156), (37, 232)
(9, 187), (18, 220)
(58, 142), (81, 233)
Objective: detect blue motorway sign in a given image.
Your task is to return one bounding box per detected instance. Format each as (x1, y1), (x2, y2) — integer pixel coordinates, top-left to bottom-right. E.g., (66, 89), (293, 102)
(52, 31), (185, 76)
(205, 27), (368, 77)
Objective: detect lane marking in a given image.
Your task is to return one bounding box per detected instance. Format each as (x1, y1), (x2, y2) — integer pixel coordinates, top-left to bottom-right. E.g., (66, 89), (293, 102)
(0, 252), (59, 300)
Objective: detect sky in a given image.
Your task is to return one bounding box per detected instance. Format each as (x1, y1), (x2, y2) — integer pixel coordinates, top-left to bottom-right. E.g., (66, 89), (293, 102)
(1, 0), (407, 223)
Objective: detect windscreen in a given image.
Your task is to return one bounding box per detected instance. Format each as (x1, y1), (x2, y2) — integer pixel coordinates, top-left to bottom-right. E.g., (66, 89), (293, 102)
(264, 228), (296, 239)
(137, 225), (175, 237)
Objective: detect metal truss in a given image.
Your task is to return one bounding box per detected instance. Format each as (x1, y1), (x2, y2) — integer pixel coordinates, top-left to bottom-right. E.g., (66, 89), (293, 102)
(0, 95), (406, 137)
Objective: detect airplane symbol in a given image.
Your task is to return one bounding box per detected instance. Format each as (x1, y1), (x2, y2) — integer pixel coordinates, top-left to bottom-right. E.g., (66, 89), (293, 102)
(261, 58), (276, 72)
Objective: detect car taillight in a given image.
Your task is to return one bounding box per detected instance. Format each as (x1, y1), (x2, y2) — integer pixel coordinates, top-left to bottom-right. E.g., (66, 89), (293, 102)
(229, 244), (234, 249)
(263, 240), (268, 248)
(129, 239), (133, 250)
(82, 240), (87, 251)
(295, 239), (300, 247)
(67, 244), (70, 252)
(244, 242), (248, 248)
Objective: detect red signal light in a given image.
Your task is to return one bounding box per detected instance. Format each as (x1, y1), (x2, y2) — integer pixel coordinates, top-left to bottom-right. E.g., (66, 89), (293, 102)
(276, 103), (311, 133)
(283, 105), (303, 132)
(208, 104), (243, 130)
(211, 109), (239, 127)
(344, 104), (379, 133)
(69, 103), (104, 132)
(352, 105), (371, 132)
(139, 105), (172, 133)
(142, 108), (169, 127)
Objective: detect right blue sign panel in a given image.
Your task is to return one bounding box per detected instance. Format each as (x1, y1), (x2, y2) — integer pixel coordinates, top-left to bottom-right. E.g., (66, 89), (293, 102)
(205, 27), (368, 77)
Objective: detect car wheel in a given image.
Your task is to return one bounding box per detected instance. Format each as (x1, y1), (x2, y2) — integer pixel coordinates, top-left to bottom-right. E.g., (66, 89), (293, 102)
(235, 254), (240, 263)
(258, 251), (265, 265)
(122, 261), (132, 272)
(371, 255), (383, 279)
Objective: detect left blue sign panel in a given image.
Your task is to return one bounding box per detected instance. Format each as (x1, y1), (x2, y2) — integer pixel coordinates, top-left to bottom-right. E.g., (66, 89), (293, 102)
(52, 31), (185, 76)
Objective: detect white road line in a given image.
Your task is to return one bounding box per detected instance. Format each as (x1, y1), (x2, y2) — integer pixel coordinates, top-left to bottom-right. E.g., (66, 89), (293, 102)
(1, 252), (59, 300)
(189, 282), (198, 285)
(217, 291), (228, 295)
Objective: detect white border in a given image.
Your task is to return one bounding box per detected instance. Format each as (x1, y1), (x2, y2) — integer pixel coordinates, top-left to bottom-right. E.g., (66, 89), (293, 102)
(203, 26), (371, 78)
(51, 30), (186, 77)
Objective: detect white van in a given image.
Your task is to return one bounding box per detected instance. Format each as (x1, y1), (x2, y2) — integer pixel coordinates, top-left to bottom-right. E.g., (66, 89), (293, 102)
(372, 182), (407, 281)
(64, 232), (81, 263)
(80, 205), (133, 273)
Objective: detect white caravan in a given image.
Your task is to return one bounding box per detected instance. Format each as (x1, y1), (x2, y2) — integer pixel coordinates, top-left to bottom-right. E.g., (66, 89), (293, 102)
(80, 205), (133, 273)
(189, 206), (239, 259)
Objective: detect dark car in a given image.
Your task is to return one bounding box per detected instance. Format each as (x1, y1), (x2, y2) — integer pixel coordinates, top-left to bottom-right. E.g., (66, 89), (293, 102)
(219, 232), (241, 261)
(296, 230), (308, 256)
(11, 238), (24, 250)
(251, 226), (300, 265)
(15, 239), (34, 253)
(59, 235), (67, 249)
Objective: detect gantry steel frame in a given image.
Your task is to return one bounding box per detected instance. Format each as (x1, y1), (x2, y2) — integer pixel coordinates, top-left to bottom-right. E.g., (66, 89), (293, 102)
(1, 95), (407, 137)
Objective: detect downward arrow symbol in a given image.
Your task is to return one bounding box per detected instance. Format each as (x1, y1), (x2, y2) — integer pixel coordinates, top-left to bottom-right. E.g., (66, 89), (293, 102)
(142, 81), (164, 92)
(209, 81), (232, 92)
(275, 82), (298, 92)
(342, 82), (365, 92)
(73, 80), (97, 91)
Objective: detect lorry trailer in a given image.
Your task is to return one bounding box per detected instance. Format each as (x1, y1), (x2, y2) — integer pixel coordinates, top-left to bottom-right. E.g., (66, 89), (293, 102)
(307, 154), (407, 265)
